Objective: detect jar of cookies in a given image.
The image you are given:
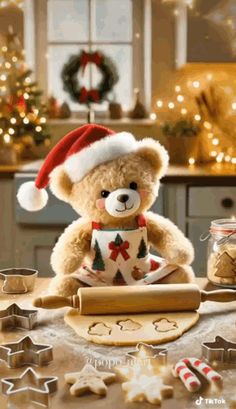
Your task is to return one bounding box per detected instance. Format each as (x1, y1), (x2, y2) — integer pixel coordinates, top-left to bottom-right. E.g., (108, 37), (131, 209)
(206, 219), (236, 287)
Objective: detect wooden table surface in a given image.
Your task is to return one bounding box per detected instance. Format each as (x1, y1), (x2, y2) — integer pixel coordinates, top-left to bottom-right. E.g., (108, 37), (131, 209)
(0, 278), (236, 409)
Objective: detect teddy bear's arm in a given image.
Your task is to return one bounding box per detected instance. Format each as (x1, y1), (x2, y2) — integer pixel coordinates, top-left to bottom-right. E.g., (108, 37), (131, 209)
(146, 211), (194, 265)
(50, 219), (92, 275)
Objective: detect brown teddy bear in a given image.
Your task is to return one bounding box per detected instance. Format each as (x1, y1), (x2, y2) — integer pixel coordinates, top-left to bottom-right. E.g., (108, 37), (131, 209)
(17, 124), (195, 296)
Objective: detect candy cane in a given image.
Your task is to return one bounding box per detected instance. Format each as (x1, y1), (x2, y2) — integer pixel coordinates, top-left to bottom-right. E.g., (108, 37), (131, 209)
(188, 358), (222, 386)
(173, 358), (222, 393)
(172, 359), (201, 392)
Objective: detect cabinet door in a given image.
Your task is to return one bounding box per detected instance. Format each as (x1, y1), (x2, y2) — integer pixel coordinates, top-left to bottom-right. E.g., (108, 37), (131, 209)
(187, 218), (211, 277)
(151, 184), (164, 215)
(0, 179), (14, 268)
(14, 227), (64, 277)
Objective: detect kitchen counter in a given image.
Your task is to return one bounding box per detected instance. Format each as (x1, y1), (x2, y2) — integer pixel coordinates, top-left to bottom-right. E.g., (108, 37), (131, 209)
(0, 278), (236, 409)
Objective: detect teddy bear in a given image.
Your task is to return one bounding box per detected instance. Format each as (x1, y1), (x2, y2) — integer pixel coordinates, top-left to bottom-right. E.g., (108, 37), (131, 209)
(17, 124), (195, 297)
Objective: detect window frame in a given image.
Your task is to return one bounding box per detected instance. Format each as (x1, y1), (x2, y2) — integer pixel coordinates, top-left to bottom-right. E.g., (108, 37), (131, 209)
(25, 0), (150, 114)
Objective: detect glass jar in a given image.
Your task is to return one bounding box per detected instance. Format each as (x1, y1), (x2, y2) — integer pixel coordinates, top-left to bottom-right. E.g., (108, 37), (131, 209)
(206, 219), (236, 288)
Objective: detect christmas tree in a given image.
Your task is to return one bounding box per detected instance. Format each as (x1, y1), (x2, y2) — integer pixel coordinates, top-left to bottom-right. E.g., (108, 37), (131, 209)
(137, 238), (148, 258)
(0, 27), (50, 153)
(113, 269), (126, 285)
(92, 239), (105, 271)
(214, 251), (236, 283)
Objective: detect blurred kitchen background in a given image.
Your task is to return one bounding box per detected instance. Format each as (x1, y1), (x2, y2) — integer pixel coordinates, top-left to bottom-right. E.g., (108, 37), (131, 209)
(0, 0), (235, 278)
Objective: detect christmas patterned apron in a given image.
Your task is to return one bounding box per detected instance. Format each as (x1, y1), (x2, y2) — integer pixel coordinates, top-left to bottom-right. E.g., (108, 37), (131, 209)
(72, 215), (177, 287)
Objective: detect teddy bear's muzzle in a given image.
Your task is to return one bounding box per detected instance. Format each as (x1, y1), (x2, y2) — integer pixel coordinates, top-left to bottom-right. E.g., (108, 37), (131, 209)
(105, 188), (141, 218)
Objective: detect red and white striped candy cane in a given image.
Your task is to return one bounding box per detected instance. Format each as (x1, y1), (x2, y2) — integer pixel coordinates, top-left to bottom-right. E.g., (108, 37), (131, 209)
(172, 358), (201, 392)
(188, 358), (222, 386)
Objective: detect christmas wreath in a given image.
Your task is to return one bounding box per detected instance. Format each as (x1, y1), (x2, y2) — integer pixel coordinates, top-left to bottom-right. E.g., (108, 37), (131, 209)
(61, 50), (119, 105)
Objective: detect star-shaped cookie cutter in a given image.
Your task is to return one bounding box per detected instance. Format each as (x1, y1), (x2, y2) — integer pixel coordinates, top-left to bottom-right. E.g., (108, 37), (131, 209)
(126, 342), (168, 366)
(0, 303), (38, 330)
(0, 268), (38, 294)
(1, 367), (58, 407)
(202, 336), (236, 363)
(0, 336), (53, 368)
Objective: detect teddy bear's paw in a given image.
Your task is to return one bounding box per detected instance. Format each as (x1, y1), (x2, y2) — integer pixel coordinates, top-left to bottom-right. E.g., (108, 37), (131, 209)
(160, 265), (195, 284)
(48, 275), (82, 296)
(166, 245), (194, 266)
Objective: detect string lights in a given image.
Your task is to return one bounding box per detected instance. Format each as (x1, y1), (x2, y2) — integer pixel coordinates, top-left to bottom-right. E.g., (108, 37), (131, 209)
(155, 73), (236, 166)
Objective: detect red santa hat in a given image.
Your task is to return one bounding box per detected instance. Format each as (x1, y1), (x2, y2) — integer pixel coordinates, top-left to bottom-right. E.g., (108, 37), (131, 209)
(17, 124), (137, 211)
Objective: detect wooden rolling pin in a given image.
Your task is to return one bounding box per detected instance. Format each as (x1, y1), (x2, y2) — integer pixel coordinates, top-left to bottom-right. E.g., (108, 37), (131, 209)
(33, 284), (236, 315)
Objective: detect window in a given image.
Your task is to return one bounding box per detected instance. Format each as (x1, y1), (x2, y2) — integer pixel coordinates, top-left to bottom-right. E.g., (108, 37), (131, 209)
(32, 0), (148, 113)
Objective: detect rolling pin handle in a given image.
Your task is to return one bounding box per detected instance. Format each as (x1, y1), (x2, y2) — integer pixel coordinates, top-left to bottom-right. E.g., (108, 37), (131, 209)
(201, 289), (236, 303)
(33, 295), (80, 310)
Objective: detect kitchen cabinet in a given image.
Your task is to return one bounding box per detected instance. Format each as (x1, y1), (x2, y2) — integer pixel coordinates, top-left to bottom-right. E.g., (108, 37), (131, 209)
(0, 162), (235, 277)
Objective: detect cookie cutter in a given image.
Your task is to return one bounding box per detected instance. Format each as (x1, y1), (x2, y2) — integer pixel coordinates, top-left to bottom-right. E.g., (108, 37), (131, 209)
(126, 342), (168, 366)
(1, 367), (58, 407)
(202, 335), (236, 364)
(0, 336), (53, 368)
(0, 303), (38, 331)
(0, 268), (38, 294)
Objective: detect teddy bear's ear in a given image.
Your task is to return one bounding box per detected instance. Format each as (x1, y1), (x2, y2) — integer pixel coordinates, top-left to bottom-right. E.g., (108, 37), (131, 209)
(49, 165), (73, 202)
(136, 138), (169, 178)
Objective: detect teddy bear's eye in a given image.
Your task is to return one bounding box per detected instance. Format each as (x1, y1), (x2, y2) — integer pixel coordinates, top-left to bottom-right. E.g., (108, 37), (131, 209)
(129, 182), (138, 190)
(101, 190), (110, 198)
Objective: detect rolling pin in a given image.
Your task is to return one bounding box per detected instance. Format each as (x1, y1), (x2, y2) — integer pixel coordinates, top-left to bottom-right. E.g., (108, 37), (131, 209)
(33, 284), (236, 315)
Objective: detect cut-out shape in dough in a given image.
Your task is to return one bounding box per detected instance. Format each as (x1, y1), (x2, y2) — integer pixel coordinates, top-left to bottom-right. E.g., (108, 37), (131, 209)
(88, 322), (112, 336)
(153, 318), (178, 332)
(117, 319), (142, 331)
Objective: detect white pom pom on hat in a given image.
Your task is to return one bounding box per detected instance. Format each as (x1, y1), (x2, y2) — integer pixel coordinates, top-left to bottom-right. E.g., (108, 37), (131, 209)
(17, 181), (48, 211)
(17, 124), (137, 211)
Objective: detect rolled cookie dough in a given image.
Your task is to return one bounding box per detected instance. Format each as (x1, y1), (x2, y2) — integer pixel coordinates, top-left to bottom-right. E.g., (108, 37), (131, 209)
(64, 310), (199, 346)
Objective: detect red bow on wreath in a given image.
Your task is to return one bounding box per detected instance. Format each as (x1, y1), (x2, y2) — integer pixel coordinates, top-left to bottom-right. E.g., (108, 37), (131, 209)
(80, 51), (102, 73)
(109, 240), (130, 262)
(79, 86), (100, 103)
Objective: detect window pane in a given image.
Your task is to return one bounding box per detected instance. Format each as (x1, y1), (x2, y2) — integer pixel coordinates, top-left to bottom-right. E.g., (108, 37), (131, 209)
(48, 0), (89, 42)
(48, 45), (89, 111)
(93, 0), (132, 42)
(91, 45), (133, 109)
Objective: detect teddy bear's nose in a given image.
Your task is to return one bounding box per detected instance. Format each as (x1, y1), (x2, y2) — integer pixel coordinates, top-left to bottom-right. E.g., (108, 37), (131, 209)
(117, 194), (129, 203)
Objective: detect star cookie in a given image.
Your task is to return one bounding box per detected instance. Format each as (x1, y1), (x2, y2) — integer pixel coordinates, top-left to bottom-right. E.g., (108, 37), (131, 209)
(64, 364), (116, 396)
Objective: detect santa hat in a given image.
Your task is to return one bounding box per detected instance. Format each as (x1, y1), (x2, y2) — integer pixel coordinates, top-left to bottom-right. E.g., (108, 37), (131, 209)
(17, 124), (137, 211)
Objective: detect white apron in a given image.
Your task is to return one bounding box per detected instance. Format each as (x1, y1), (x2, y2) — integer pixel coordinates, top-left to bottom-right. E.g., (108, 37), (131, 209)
(73, 215), (177, 287)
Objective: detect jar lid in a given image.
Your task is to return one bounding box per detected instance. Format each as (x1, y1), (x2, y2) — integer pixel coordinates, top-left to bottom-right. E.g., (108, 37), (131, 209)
(210, 218), (236, 235)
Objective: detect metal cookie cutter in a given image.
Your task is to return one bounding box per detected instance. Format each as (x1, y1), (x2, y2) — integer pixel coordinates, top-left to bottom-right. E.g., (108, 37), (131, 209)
(0, 336), (53, 368)
(0, 268), (38, 294)
(0, 303), (38, 330)
(202, 336), (236, 364)
(126, 342), (168, 366)
(1, 367), (58, 407)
